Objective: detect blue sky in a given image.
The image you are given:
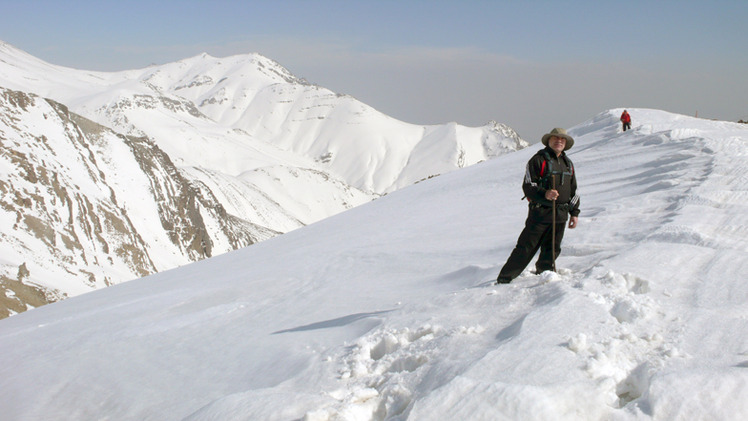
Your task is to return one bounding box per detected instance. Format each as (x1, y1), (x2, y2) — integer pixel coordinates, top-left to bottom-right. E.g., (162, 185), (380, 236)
(2, 0), (746, 142)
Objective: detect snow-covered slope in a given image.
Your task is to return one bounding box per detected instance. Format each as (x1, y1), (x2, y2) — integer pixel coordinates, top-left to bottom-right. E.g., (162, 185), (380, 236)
(1, 109), (746, 420)
(0, 40), (526, 316)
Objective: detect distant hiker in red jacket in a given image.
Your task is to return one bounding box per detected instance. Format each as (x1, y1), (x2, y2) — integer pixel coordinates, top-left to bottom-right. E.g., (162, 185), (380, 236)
(620, 110), (632, 132)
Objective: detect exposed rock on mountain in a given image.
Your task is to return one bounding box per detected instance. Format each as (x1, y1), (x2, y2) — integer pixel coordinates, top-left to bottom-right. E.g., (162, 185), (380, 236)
(0, 87), (283, 317)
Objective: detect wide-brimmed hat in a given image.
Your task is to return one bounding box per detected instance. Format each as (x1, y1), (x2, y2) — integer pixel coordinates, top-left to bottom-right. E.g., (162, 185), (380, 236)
(541, 128), (574, 150)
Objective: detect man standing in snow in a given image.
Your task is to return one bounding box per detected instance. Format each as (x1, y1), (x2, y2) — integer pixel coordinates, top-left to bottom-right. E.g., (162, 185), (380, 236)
(496, 128), (580, 284)
(620, 110), (632, 131)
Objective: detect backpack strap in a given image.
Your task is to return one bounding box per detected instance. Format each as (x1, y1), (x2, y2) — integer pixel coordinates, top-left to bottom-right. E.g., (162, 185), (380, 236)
(540, 150), (553, 177)
(563, 155), (574, 176)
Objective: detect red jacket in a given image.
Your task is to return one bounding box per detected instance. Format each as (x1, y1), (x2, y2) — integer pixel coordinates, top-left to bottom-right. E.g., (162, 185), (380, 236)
(620, 111), (631, 123)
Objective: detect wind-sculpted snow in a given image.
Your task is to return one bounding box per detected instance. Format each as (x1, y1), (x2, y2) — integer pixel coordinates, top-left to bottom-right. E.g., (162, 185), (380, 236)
(1, 108), (748, 419)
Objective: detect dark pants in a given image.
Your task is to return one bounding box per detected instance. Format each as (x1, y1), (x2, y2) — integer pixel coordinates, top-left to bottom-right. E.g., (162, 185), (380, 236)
(497, 207), (566, 283)
(622, 122), (631, 131)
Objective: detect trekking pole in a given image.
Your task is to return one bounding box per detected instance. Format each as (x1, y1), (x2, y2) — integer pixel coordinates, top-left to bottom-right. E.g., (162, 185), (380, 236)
(551, 175), (556, 272)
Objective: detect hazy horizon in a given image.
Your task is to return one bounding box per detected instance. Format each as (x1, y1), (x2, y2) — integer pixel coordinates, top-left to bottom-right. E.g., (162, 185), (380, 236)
(2, 0), (746, 142)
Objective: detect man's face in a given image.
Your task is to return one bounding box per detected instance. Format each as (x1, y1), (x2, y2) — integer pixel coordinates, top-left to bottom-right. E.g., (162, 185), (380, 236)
(549, 136), (566, 155)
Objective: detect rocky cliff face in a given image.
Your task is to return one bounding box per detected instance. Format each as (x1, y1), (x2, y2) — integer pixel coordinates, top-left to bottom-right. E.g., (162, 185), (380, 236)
(0, 88), (276, 317)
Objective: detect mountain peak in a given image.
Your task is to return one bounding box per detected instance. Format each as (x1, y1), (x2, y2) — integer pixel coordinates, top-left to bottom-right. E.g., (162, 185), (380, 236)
(0, 43), (526, 317)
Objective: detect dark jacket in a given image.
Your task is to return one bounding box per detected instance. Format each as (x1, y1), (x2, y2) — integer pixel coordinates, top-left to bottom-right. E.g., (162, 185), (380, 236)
(522, 147), (580, 221)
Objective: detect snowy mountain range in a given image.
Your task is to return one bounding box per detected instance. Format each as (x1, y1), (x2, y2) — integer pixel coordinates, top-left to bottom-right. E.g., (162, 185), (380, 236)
(1, 108), (747, 420)
(0, 41), (527, 317)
